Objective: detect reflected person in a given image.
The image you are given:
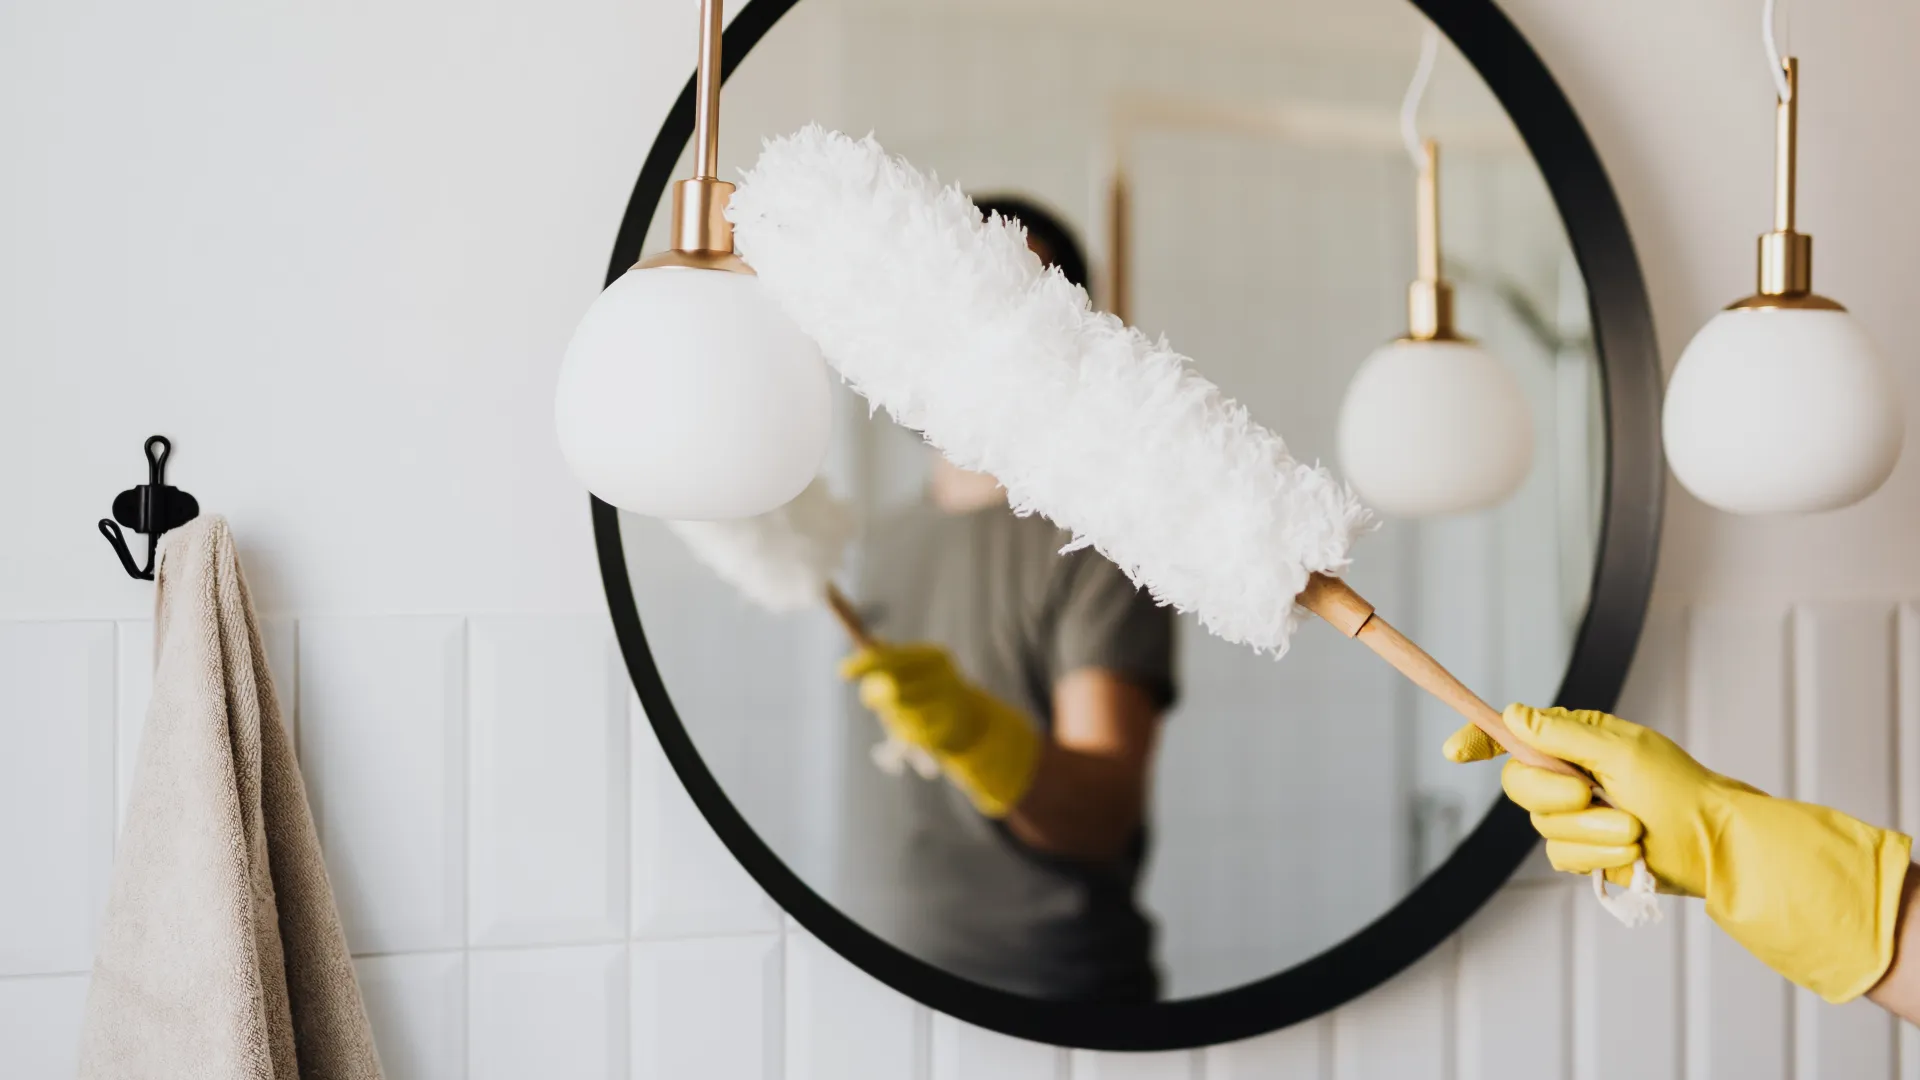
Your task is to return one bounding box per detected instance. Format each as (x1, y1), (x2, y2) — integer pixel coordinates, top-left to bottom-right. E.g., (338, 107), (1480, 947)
(839, 195), (1178, 1002)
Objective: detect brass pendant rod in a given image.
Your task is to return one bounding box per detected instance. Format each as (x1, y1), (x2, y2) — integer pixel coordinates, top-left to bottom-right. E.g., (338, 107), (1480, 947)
(1738, 55), (1832, 306)
(693, 0), (723, 181)
(638, 0), (746, 272)
(1404, 138), (1457, 340)
(1773, 56), (1797, 233)
(1416, 139), (1441, 284)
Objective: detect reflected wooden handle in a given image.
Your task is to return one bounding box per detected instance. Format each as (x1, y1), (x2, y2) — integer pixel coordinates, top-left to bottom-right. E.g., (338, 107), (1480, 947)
(1298, 573), (1587, 781)
(824, 583), (875, 649)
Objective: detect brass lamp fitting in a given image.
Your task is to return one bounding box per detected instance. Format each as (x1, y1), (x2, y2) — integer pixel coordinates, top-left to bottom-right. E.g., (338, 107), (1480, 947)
(1731, 57), (1841, 312)
(1405, 140), (1463, 341)
(637, 0), (753, 275)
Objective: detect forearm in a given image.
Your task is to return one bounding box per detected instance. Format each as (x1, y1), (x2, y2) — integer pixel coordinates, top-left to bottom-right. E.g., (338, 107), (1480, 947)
(1004, 740), (1147, 862)
(1867, 863), (1920, 1022)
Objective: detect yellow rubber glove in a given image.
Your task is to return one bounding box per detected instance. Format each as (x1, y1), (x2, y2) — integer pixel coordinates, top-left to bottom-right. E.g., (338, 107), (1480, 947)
(840, 643), (1041, 818)
(1445, 704), (1912, 1003)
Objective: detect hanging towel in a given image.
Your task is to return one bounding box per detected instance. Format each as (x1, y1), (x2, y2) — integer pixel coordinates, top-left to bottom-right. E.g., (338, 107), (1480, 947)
(77, 516), (384, 1080)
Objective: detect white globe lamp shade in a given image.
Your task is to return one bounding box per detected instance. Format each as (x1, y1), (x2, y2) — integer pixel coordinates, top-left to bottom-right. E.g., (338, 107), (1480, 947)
(1659, 56), (1905, 515)
(555, 265), (831, 520)
(1663, 308), (1901, 514)
(1338, 338), (1536, 517)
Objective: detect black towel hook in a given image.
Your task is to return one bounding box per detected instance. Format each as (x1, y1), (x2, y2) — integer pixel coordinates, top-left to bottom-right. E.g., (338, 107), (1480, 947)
(99, 435), (200, 580)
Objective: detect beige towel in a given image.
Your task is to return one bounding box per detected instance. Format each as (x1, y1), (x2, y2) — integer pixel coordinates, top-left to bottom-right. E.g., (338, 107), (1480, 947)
(77, 516), (383, 1080)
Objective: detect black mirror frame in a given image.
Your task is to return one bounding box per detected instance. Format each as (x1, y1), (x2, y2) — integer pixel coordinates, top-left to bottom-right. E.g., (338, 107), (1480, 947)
(589, 0), (1662, 1052)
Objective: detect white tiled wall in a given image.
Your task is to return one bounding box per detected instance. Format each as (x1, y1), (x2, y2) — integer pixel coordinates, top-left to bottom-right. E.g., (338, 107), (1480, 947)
(0, 604), (1914, 1078)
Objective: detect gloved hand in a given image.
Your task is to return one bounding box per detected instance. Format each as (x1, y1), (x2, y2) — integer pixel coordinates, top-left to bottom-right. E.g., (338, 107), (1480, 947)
(840, 642), (1041, 818)
(1446, 704), (1912, 1004)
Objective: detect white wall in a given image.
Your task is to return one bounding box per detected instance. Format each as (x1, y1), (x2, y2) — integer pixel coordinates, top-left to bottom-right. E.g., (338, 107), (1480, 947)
(3, 0), (1919, 1078)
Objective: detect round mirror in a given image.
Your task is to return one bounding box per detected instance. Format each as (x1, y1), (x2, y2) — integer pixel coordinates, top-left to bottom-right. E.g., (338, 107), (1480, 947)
(595, 0), (1660, 1050)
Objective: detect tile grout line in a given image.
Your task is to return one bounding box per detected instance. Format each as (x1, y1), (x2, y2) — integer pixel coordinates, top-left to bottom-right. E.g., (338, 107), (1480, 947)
(1446, 932), (1460, 1080)
(1891, 604), (1904, 1080)
(773, 922), (789, 1080)
(459, 615), (473, 1072)
(1321, 1012), (1336, 1080)
(1900, 605), (1917, 1080)
(108, 619), (121, 881)
(1673, 606), (1691, 1080)
(1785, 606), (1801, 1080)
(1561, 881), (1575, 1080)
(0, 969), (94, 983)
(615, 633), (634, 947)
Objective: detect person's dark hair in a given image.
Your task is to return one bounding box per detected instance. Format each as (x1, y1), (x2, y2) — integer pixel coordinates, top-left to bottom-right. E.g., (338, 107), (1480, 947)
(971, 194), (1091, 293)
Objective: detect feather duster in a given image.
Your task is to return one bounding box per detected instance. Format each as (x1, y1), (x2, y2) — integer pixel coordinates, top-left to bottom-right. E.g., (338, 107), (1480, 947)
(729, 126), (1373, 658)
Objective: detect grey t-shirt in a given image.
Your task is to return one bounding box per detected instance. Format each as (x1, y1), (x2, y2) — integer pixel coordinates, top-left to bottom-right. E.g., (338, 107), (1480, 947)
(841, 500), (1177, 1001)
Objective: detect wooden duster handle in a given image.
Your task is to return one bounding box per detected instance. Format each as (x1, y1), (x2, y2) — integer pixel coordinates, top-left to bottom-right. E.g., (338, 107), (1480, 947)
(1297, 573), (1587, 781)
(824, 583), (876, 649)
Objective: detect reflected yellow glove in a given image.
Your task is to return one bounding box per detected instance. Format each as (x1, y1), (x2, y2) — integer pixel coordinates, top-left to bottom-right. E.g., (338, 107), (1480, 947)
(1446, 705), (1912, 1003)
(840, 643), (1041, 818)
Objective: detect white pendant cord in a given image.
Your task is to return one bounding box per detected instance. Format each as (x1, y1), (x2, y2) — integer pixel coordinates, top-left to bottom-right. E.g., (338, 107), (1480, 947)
(1763, 0), (1792, 101)
(1587, 784), (1663, 927)
(870, 736), (940, 780)
(1398, 24), (1441, 169)
(1593, 864), (1662, 927)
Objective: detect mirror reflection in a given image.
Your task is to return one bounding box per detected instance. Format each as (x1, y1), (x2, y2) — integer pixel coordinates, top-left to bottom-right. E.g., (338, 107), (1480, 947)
(625, 0), (1603, 1001)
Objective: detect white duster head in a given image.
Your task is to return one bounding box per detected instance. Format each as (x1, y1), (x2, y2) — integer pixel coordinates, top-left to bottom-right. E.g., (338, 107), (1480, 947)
(728, 126), (1372, 656)
(668, 476), (856, 613)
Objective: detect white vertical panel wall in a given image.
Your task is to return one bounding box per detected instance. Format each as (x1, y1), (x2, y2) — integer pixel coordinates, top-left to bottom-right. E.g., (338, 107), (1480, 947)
(5, 603), (1915, 1078)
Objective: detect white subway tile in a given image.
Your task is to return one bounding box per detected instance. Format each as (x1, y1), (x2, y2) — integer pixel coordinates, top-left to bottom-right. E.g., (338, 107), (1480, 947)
(1683, 606), (1791, 1080)
(1204, 1019), (1324, 1079)
(1685, 605), (1792, 792)
(1569, 605), (1684, 1080)
(787, 931), (927, 1080)
(932, 1013), (1066, 1080)
(631, 697), (780, 939)
(1571, 869), (1680, 1080)
(633, 935), (781, 1080)
(1614, 604), (1689, 739)
(469, 944), (627, 1080)
(298, 617), (466, 953)
(1070, 1048), (1199, 1079)
(1792, 604), (1898, 1080)
(0, 622), (115, 975)
(468, 617), (627, 947)
(356, 952), (465, 1080)
(114, 620), (152, 831)
(1332, 936), (1454, 1080)
(1458, 883), (1572, 1080)
(0, 974), (90, 1078)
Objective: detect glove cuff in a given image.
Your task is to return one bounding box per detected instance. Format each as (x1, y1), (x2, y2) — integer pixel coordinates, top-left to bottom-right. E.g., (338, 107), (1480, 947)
(939, 692), (1041, 818)
(1708, 795), (1913, 1004)
(1832, 828), (1914, 1003)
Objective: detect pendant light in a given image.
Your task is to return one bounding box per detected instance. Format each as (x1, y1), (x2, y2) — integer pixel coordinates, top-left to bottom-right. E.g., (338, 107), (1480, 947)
(1337, 28), (1534, 518)
(1662, 1), (1902, 515)
(554, 0), (831, 520)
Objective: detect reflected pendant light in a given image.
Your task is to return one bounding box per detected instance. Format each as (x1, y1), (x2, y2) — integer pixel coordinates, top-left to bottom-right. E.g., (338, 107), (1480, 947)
(1337, 30), (1534, 518)
(1663, 22), (1902, 514)
(554, 0), (831, 520)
